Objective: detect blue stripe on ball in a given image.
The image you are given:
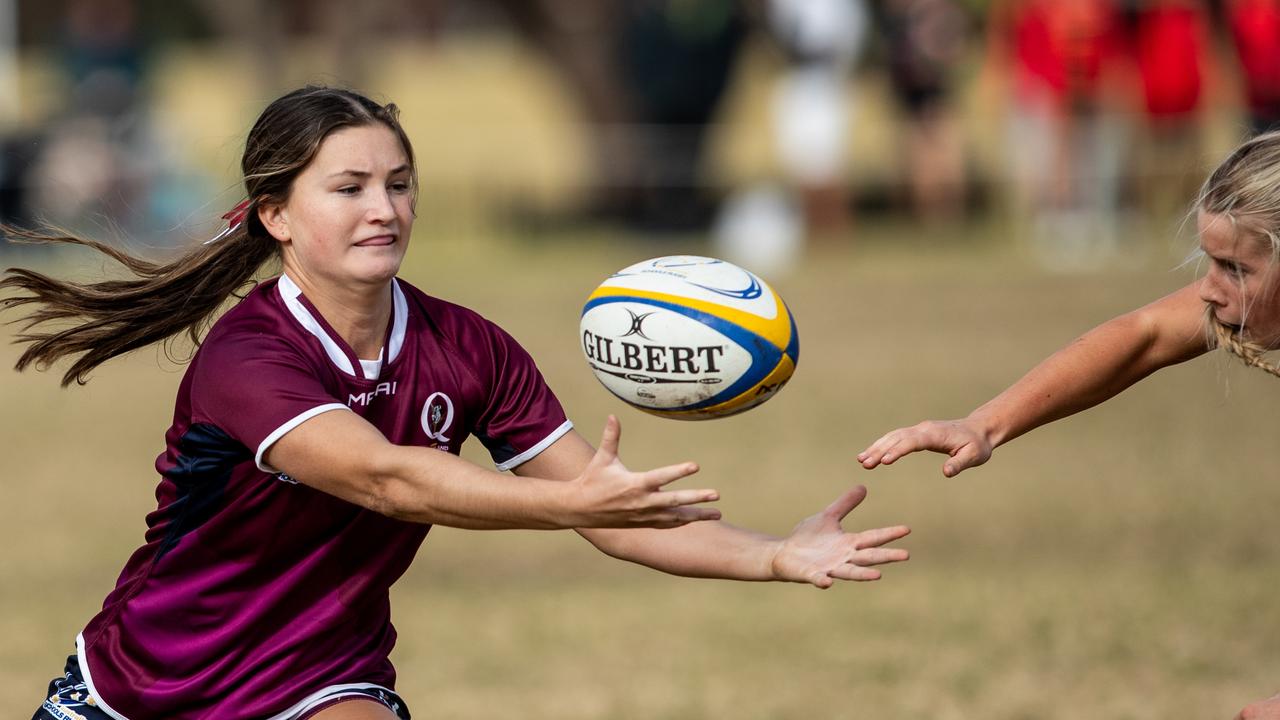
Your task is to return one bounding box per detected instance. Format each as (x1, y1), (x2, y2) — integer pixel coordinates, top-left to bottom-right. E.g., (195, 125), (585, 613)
(784, 303), (800, 364)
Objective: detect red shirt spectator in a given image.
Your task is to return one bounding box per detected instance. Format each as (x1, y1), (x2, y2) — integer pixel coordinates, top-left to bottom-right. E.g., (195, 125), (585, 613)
(1226, 0), (1280, 129)
(1134, 1), (1208, 118)
(998, 0), (1127, 111)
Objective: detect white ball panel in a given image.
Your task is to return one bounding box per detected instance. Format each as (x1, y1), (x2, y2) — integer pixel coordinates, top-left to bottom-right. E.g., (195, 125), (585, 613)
(600, 256), (780, 320)
(580, 301), (753, 410)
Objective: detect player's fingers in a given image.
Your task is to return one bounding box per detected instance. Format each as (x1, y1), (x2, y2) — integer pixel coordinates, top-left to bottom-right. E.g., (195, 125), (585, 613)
(876, 434), (925, 465)
(640, 460), (700, 489)
(805, 571), (835, 589)
(644, 506), (722, 528)
(826, 565), (883, 582)
(595, 415), (621, 460)
(857, 430), (901, 457)
(855, 439), (883, 464)
(857, 433), (903, 467)
(943, 444), (986, 477)
(823, 485), (868, 521)
(877, 426), (944, 465)
(850, 547), (910, 566)
(870, 421), (966, 467)
(853, 525), (912, 549)
(653, 487), (720, 509)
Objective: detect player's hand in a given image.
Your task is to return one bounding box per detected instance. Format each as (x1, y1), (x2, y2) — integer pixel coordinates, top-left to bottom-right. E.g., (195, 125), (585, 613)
(1236, 692), (1280, 720)
(856, 418), (994, 478)
(567, 415), (721, 529)
(769, 485), (910, 588)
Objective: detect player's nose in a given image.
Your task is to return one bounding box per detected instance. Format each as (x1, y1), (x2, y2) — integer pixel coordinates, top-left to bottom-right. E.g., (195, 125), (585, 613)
(366, 189), (397, 223)
(1198, 272), (1226, 307)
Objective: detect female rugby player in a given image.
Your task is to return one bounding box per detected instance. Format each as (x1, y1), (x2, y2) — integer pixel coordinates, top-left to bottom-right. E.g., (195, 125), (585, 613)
(857, 130), (1280, 720)
(3, 86), (910, 720)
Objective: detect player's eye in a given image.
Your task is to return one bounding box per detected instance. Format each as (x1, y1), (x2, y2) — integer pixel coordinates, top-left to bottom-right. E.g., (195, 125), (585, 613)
(389, 181), (411, 194)
(1214, 257), (1245, 278)
(337, 185), (361, 196)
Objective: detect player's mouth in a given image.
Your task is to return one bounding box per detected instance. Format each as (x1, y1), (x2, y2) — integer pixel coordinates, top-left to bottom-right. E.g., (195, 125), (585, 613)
(1205, 303), (1238, 328)
(354, 234), (397, 247)
(1214, 313), (1243, 332)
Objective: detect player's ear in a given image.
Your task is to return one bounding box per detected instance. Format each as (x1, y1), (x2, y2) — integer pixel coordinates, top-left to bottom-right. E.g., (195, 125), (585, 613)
(258, 202), (291, 244)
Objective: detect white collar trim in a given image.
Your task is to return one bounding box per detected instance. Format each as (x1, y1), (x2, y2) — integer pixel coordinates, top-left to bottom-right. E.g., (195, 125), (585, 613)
(388, 277), (408, 364)
(276, 274), (407, 380)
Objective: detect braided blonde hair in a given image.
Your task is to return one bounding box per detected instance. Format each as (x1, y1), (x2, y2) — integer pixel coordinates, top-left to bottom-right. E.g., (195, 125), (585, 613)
(1195, 131), (1280, 377)
(1205, 306), (1280, 378)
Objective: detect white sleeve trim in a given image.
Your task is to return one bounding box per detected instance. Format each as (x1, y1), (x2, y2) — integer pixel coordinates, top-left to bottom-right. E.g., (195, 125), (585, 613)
(494, 420), (574, 472)
(255, 404), (352, 473)
(76, 633), (132, 720)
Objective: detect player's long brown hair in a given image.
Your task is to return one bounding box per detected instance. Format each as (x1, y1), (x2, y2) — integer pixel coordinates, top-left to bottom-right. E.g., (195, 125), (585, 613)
(0, 86), (417, 386)
(1195, 130), (1280, 378)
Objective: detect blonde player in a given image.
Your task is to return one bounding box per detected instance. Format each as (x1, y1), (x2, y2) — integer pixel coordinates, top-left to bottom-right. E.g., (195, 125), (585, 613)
(857, 131), (1280, 720)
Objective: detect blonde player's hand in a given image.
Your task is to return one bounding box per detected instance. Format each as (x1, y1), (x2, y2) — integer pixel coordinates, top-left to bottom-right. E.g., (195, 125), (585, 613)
(768, 485), (910, 588)
(1236, 692), (1280, 720)
(856, 418), (993, 478)
(568, 415), (721, 529)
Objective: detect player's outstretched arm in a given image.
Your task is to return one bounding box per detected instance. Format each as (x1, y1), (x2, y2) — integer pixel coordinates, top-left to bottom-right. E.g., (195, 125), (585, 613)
(517, 432), (909, 586)
(857, 283), (1212, 477)
(265, 412), (721, 530)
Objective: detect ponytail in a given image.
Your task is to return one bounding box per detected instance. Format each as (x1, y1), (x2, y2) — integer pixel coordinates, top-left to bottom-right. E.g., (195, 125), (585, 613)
(1, 212), (278, 386)
(2, 84), (417, 387)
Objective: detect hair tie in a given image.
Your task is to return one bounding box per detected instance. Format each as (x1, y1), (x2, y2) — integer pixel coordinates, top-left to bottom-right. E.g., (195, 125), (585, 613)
(204, 199), (252, 245)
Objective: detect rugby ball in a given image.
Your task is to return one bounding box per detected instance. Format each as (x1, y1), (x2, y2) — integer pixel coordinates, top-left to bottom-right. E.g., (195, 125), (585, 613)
(579, 256), (799, 420)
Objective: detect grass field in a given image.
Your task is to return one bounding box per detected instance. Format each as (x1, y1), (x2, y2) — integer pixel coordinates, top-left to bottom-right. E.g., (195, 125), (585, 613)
(3, 220), (1280, 719)
(3, 35), (1279, 720)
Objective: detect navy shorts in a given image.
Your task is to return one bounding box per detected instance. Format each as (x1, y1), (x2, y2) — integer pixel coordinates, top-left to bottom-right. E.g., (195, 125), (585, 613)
(34, 653), (412, 720)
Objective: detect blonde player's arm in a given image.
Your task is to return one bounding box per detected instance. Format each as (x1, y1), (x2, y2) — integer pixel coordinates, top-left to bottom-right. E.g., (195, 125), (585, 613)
(516, 431), (910, 588)
(264, 412), (721, 530)
(1235, 691), (1280, 720)
(857, 282), (1211, 477)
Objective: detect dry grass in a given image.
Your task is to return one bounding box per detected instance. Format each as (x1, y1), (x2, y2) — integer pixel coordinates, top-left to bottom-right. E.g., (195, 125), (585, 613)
(4, 34), (1278, 720)
(3, 223), (1280, 719)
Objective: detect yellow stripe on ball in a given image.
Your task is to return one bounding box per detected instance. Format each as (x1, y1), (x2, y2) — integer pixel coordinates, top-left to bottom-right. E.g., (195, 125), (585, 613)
(645, 353), (796, 420)
(586, 286), (795, 352)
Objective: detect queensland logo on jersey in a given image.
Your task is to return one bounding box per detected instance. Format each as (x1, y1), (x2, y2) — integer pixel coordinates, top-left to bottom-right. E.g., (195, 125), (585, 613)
(421, 391), (455, 443)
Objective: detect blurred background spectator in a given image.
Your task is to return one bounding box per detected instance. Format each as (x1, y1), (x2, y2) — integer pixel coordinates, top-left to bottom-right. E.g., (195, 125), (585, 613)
(984, 0), (1131, 269)
(1125, 0), (1215, 232)
(426, 0), (749, 235)
(878, 0), (974, 225)
(0, 0), (1277, 270)
(712, 0), (868, 273)
(763, 0), (868, 239)
(1223, 0), (1280, 135)
(27, 0), (146, 233)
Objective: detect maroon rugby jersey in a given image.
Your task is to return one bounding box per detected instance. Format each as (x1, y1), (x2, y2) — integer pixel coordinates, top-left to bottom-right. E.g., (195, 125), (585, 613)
(76, 275), (571, 719)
